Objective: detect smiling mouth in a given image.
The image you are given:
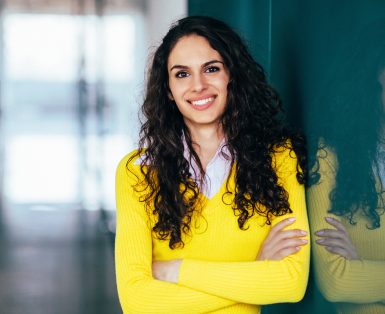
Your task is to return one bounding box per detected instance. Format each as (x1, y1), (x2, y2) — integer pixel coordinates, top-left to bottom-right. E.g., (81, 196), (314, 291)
(189, 96), (215, 106)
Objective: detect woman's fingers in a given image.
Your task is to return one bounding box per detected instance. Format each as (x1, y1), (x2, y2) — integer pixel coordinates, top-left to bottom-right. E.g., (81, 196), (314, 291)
(316, 236), (348, 247)
(324, 246), (358, 260)
(324, 216), (346, 231)
(315, 217), (359, 260)
(265, 228), (307, 249)
(315, 228), (347, 240)
(274, 246), (303, 260)
(316, 235), (358, 259)
(266, 238), (308, 261)
(268, 217), (297, 235)
(281, 237), (308, 248)
(280, 228), (308, 239)
(265, 218), (305, 242)
(257, 217), (308, 260)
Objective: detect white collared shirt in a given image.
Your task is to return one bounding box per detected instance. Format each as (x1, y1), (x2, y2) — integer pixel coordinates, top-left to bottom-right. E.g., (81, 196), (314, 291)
(135, 138), (233, 199)
(183, 138), (232, 199)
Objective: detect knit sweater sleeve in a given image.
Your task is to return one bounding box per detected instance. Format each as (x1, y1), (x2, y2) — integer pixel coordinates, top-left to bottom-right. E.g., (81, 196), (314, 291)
(307, 151), (385, 303)
(115, 152), (236, 314)
(177, 147), (310, 304)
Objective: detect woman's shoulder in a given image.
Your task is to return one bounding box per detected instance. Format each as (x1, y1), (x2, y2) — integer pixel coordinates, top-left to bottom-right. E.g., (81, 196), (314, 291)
(271, 141), (298, 172)
(116, 149), (146, 179)
(311, 139), (338, 175)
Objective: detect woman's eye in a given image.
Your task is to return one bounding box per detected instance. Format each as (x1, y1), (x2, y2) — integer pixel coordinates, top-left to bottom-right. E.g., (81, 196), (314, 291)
(175, 71), (189, 78)
(205, 66), (220, 73)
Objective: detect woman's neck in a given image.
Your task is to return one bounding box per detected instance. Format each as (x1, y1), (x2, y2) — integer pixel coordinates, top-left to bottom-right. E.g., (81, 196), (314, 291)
(187, 123), (224, 171)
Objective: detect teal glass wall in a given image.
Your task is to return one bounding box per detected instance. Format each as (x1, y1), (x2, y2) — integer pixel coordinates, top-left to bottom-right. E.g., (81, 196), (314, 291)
(188, 0), (271, 72)
(189, 1), (385, 313)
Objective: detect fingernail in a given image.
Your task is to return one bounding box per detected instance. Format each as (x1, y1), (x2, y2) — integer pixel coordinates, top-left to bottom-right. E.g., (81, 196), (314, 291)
(300, 230), (307, 235)
(296, 246), (301, 250)
(301, 239), (308, 243)
(316, 239), (324, 243)
(315, 230), (324, 235)
(288, 217), (296, 222)
(325, 217), (333, 222)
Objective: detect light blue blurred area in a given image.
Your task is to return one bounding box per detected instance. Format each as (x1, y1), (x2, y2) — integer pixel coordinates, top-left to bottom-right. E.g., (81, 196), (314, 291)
(2, 12), (142, 209)
(0, 1), (187, 313)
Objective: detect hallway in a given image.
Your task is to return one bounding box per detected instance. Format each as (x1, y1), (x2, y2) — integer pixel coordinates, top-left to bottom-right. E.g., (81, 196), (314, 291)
(0, 205), (121, 314)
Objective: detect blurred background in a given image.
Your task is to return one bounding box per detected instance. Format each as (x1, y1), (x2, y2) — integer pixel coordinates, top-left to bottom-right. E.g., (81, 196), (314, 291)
(0, 0), (186, 313)
(0, 0), (384, 313)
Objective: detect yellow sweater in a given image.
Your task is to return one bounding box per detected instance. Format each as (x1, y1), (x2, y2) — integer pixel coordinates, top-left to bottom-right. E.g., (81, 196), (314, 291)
(115, 147), (310, 314)
(307, 150), (385, 314)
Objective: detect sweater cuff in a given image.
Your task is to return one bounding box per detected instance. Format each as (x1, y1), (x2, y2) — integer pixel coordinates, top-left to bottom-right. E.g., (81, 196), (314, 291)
(178, 259), (202, 287)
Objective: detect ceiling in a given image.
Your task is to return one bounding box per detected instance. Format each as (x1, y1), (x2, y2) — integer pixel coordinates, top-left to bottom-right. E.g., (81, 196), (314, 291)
(2, 0), (145, 14)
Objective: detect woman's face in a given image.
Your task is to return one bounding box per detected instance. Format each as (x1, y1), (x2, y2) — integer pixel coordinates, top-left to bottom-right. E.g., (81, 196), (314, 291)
(167, 34), (230, 131)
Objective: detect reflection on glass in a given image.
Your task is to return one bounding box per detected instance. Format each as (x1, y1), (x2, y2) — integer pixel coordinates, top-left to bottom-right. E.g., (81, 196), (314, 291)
(307, 21), (385, 314)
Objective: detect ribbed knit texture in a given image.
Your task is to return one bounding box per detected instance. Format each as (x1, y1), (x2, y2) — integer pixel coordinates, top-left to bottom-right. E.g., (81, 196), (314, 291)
(115, 148), (310, 313)
(307, 152), (385, 314)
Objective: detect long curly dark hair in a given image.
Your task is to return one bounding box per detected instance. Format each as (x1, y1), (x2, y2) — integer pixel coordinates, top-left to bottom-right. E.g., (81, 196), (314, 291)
(307, 21), (385, 229)
(129, 16), (306, 249)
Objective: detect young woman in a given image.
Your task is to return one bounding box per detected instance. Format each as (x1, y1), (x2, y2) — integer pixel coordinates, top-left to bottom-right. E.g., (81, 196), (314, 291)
(115, 16), (309, 313)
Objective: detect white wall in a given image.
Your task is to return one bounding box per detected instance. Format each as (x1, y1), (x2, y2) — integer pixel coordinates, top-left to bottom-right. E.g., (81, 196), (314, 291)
(145, 0), (187, 51)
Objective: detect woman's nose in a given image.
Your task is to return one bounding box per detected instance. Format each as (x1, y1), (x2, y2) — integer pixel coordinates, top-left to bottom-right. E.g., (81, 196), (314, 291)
(191, 73), (207, 92)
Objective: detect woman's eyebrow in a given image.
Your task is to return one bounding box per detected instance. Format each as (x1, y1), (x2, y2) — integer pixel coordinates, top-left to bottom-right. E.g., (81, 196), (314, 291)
(169, 59), (224, 72)
(203, 60), (224, 67)
(169, 64), (188, 71)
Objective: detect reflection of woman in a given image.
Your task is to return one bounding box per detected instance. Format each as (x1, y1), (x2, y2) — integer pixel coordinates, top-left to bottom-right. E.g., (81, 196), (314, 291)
(307, 22), (385, 314)
(115, 16), (309, 313)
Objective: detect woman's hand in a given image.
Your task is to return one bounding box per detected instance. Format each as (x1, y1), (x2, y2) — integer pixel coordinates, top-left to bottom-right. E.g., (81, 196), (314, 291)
(257, 217), (308, 261)
(152, 259), (182, 283)
(315, 217), (359, 260)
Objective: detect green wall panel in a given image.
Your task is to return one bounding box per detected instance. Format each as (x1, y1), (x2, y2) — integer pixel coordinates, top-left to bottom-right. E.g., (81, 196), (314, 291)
(188, 1), (385, 313)
(188, 0), (271, 71)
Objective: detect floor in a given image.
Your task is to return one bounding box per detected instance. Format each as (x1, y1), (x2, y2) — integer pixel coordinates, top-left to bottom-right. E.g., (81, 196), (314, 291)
(0, 204), (121, 314)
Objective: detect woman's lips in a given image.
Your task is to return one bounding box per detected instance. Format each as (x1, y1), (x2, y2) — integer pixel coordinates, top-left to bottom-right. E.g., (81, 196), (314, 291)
(188, 96), (216, 110)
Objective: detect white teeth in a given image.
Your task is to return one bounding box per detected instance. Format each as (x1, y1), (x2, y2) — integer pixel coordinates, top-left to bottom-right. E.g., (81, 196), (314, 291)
(191, 97), (214, 106)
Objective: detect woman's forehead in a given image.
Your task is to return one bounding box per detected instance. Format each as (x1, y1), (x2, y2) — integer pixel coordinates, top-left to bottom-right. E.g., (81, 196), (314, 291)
(168, 35), (223, 67)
